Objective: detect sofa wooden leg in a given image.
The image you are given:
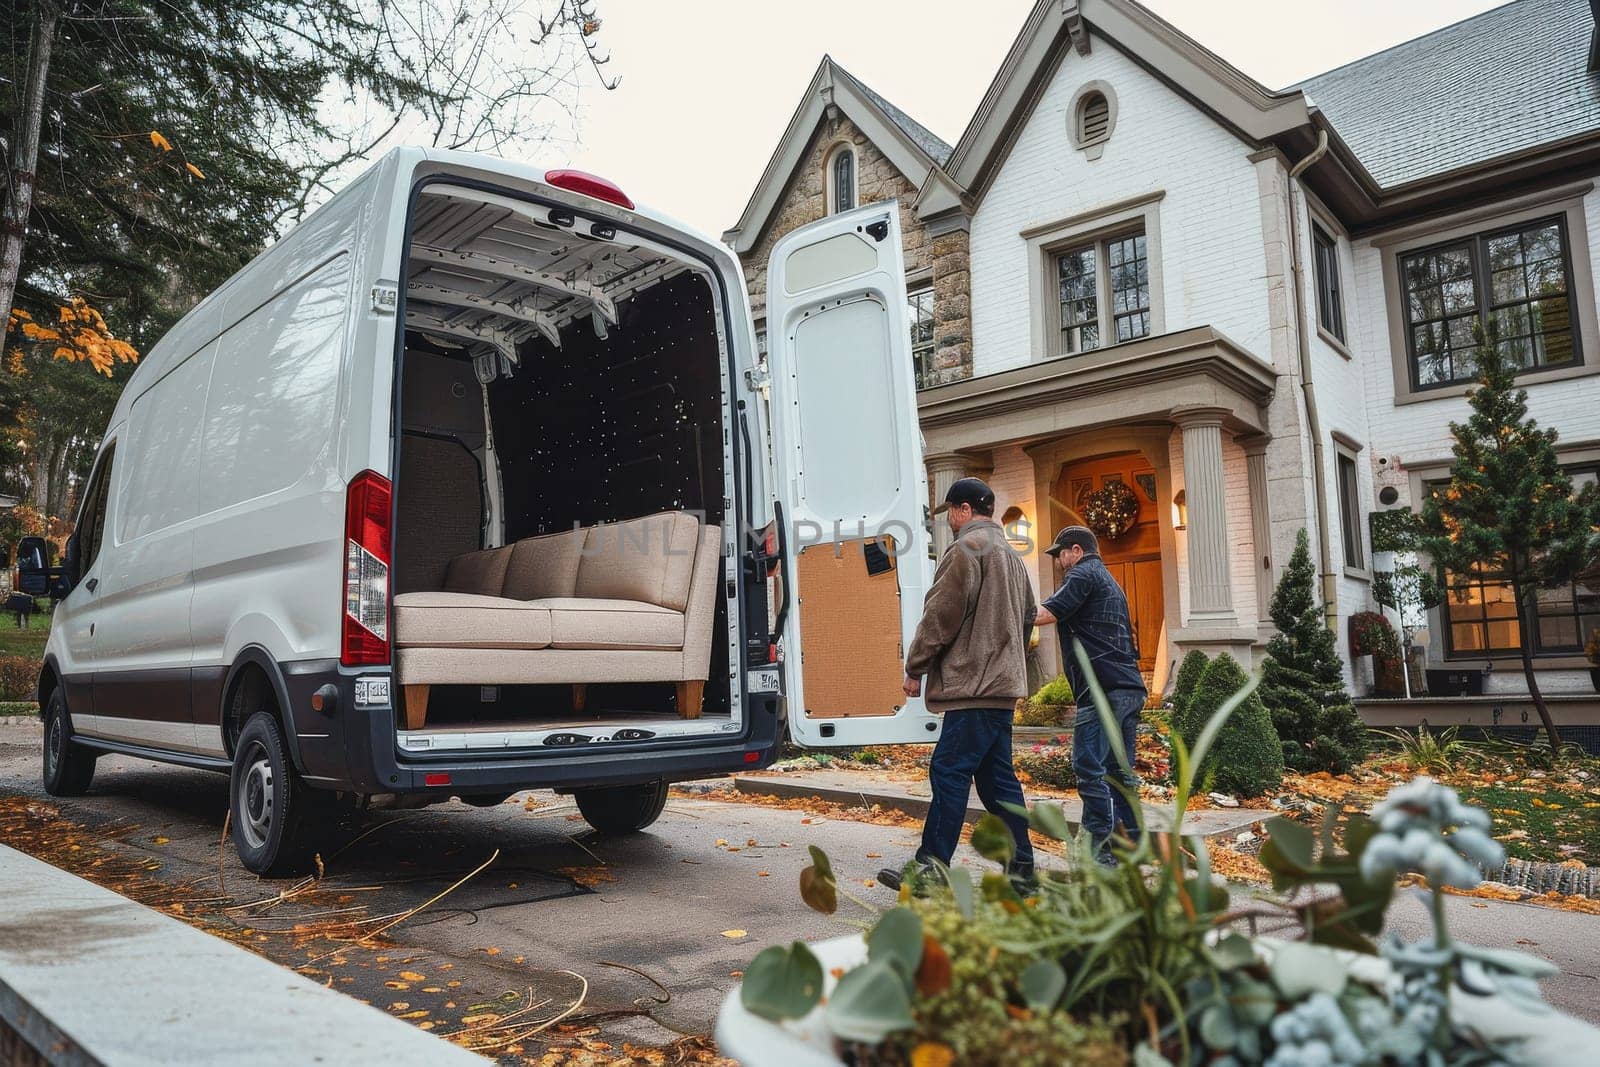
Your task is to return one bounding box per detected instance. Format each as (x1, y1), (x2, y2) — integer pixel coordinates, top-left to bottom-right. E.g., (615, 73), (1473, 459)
(572, 684), (588, 713)
(675, 680), (704, 720)
(403, 685), (430, 731)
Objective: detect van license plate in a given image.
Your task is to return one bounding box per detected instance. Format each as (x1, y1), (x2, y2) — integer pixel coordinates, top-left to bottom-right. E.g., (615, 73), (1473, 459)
(749, 669), (780, 694)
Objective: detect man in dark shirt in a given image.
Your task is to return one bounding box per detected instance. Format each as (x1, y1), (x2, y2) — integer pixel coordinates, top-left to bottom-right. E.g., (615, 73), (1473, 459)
(1034, 525), (1147, 863)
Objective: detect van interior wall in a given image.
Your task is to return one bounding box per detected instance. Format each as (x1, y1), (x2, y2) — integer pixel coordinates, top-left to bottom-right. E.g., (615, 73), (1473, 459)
(395, 348), (486, 593)
(487, 271), (725, 535)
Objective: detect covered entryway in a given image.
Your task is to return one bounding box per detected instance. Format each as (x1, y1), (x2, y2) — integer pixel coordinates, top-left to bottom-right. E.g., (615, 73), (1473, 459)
(1051, 451), (1163, 678)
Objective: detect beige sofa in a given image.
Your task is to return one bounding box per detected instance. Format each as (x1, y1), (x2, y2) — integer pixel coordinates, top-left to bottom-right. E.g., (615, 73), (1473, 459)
(393, 511), (722, 729)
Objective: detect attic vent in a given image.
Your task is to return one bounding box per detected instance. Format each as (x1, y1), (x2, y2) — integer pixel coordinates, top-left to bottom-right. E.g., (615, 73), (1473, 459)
(1079, 93), (1110, 143)
(1070, 83), (1116, 160)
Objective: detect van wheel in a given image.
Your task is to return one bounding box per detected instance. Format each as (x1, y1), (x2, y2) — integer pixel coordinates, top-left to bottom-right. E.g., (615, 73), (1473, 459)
(230, 711), (321, 877)
(42, 689), (96, 797)
(574, 781), (669, 834)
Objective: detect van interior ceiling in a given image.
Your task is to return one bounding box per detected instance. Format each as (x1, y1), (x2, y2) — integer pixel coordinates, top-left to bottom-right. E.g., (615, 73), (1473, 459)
(393, 184), (736, 748)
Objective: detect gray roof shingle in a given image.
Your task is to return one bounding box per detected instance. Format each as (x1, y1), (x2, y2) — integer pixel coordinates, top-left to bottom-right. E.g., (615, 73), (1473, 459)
(1294, 0), (1600, 188)
(833, 64), (954, 166)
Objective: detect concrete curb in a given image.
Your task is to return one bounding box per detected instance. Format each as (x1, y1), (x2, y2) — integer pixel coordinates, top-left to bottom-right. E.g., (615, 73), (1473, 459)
(731, 774), (1262, 844)
(0, 844), (484, 1066)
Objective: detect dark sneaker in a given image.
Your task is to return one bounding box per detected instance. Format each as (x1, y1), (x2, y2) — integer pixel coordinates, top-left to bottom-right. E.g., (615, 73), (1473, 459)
(876, 862), (938, 894)
(1007, 863), (1039, 897)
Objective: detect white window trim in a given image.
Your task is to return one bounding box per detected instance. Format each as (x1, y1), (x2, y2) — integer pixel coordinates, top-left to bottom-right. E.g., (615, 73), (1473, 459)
(1023, 190), (1165, 362)
(824, 141), (857, 215)
(1067, 80), (1118, 161)
(1331, 433), (1369, 580)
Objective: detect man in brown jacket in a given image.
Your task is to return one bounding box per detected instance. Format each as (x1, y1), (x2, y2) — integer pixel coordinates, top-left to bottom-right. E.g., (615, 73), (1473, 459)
(878, 478), (1037, 890)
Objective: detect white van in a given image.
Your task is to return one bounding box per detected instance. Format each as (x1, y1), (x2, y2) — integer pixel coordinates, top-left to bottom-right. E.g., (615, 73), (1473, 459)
(39, 148), (942, 875)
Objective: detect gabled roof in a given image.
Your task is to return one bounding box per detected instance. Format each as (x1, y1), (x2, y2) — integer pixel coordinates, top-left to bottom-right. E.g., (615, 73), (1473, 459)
(834, 67), (953, 166)
(1295, 0), (1600, 189)
(918, 0), (1314, 217)
(722, 56), (955, 253)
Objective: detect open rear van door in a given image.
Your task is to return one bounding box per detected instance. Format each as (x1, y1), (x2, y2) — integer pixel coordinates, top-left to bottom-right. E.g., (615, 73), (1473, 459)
(765, 203), (939, 747)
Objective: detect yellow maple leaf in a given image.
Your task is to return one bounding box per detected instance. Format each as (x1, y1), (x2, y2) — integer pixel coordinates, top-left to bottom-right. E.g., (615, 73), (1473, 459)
(150, 130), (173, 152)
(185, 162), (205, 180)
(910, 1043), (955, 1067)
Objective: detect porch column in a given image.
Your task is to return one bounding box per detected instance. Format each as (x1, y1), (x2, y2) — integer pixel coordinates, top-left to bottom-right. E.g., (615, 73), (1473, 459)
(925, 452), (969, 557)
(1175, 407), (1237, 623)
(1241, 435), (1274, 632)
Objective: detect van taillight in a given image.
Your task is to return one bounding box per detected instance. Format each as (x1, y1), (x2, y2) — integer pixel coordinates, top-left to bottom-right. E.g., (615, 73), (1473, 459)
(543, 169), (635, 210)
(342, 470), (392, 667)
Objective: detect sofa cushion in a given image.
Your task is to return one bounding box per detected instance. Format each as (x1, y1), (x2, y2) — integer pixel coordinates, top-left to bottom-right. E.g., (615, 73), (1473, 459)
(503, 529), (584, 601)
(574, 512), (701, 611)
(531, 597), (685, 650)
(394, 591), (552, 650)
(442, 546), (513, 596)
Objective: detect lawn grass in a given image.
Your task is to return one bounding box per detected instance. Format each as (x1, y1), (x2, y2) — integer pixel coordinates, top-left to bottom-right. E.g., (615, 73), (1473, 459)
(0, 701), (37, 717)
(1452, 781), (1600, 866)
(0, 606), (51, 658)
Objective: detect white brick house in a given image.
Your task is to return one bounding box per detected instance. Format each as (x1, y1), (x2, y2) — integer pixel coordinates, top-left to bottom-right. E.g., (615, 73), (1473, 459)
(733, 0), (1600, 723)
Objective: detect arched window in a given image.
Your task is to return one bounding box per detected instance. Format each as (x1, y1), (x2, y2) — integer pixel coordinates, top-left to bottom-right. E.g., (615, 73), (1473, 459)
(829, 146), (856, 214)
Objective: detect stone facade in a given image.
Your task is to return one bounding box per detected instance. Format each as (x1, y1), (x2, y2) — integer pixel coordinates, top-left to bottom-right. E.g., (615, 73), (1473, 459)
(737, 111), (974, 384)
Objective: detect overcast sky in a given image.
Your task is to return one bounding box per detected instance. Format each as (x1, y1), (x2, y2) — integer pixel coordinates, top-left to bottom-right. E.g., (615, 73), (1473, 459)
(531, 0), (1505, 236)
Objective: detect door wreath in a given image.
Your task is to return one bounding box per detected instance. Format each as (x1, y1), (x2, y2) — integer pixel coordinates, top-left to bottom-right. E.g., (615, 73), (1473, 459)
(1082, 481), (1140, 542)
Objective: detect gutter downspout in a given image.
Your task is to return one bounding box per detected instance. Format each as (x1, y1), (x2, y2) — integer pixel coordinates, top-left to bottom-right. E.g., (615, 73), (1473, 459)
(1286, 128), (1338, 628)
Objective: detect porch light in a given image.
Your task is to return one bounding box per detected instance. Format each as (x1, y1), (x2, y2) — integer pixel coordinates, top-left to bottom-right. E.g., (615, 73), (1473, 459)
(1001, 506), (1033, 551)
(1173, 490), (1188, 531)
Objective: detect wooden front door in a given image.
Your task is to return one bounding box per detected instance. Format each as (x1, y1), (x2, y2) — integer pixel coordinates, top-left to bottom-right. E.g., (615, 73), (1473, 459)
(1050, 452), (1163, 673)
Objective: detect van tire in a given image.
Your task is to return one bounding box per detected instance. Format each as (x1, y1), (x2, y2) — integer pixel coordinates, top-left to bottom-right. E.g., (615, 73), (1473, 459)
(230, 711), (322, 877)
(574, 781), (669, 834)
(42, 689), (96, 797)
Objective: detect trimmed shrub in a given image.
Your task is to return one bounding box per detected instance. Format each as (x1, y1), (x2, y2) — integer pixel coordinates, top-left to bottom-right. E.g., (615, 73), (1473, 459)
(1032, 674), (1073, 706)
(1015, 742), (1076, 789)
(1178, 653), (1284, 798)
(1170, 650), (1210, 717)
(0, 656), (40, 701)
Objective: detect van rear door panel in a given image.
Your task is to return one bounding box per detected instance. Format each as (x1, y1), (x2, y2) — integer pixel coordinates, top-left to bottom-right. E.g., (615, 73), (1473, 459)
(764, 204), (937, 747)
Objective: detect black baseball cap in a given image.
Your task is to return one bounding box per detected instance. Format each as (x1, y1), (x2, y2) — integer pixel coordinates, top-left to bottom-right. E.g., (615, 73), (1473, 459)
(1044, 525), (1099, 557)
(933, 477), (996, 516)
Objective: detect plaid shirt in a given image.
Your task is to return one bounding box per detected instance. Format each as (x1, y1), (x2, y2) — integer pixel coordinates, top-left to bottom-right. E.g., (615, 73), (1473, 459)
(1042, 554), (1145, 701)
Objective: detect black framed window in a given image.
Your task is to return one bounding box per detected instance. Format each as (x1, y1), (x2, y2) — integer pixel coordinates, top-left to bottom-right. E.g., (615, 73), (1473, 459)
(1399, 215), (1578, 389)
(831, 148), (855, 214)
(1107, 232), (1150, 342)
(77, 443), (116, 573)
(1336, 449), (1363, 570)
(1056, 244), (1099, 353)
(908, 285), (935, 389)
(1053, 229), (1148, 356)
(1432, 468), (1600, 657)
(1312, 224), (1345, 343)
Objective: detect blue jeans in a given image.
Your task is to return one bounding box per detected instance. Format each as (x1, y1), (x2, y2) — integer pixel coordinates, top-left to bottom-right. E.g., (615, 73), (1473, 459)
(1073, 689), (1146, 856)
(919, 709), (1035, 874)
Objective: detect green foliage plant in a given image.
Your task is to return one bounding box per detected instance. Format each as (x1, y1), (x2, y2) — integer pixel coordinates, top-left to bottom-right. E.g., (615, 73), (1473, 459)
(740, 651), (1577, 1066)
(1370, 724), (1465, 775)
(1170, 649), (1210, 718)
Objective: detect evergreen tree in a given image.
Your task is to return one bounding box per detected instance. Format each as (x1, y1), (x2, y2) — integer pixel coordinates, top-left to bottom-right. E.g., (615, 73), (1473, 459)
(1260, 529), (1368, 773)
(1182, 653), (1283, 798)
(1421, 336), (1597, 751)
